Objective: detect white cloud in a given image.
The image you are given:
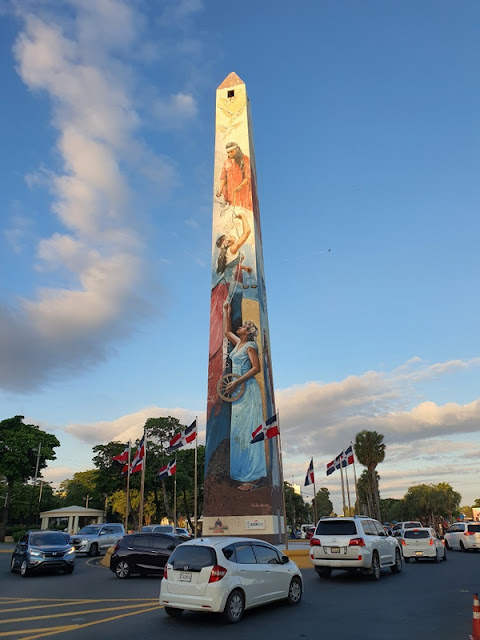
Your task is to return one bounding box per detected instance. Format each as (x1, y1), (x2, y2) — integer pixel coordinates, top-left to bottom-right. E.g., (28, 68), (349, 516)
(64, 406), (205, 446)
(0, 0), (200, 392)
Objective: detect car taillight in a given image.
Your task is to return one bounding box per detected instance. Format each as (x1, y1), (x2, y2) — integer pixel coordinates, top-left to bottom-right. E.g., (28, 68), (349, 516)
(310, 538), (321, 546)
(429, 538), (434, 546)
(163, 565), (168, 579)
(208, 565), (227, 583)
(348, 537), (365, 547)
(465, 531), (475, 536)
(401, 539), (406, 546)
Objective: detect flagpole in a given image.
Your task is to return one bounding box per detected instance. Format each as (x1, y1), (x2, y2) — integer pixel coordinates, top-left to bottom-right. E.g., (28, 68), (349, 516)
(351, 441), (359, 515)
(312, 458), (318, 525)
(125, 441), (131, 532)
(275, 411), (288, 550)
(344, 460), (352, 515)
(194, 417), (198, 538)
(339, 455), (346, 516)
(173, 459), (177, 531)
(138, 430), (146, 531)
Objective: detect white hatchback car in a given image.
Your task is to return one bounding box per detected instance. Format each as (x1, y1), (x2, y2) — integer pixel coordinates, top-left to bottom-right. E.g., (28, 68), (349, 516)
(444, 521), (480, 552)
(159, 536), (302, 623)
(309, 516), (402, 580)
(400, 527), (446, 562)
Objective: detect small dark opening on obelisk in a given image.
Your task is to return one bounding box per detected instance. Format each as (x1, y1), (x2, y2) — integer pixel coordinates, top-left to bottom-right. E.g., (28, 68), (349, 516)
(227, 90), (234, 98)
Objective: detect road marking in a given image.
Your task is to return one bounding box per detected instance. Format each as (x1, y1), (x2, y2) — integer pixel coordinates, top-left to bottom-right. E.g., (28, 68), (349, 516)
(0, 601), (159, 624)
(7, 605), (161, 640)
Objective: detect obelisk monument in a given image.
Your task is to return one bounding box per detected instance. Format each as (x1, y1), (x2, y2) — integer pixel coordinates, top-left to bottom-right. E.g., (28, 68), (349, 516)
(203, 72), (283, 543)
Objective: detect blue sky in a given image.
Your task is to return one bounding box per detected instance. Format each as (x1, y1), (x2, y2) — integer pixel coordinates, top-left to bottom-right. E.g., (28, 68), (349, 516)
(1, 0), (479, 513)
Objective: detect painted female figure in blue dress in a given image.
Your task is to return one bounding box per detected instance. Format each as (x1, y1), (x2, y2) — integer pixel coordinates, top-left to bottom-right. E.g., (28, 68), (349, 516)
(223, 301), (266, 491)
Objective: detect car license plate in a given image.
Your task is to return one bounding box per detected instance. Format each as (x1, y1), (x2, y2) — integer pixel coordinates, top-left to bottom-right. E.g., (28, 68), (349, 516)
(331, 547), (340, 553)
(179, 572), (192, 582)
(415, 551), (423, 556)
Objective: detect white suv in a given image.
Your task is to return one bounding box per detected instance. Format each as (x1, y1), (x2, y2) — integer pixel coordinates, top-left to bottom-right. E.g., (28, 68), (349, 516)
(309, 516), (402, 580)
(444, 521), (480, 552)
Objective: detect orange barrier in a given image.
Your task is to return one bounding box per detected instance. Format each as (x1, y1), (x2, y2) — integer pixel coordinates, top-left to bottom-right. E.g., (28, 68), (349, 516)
(471, 593), (480, 640)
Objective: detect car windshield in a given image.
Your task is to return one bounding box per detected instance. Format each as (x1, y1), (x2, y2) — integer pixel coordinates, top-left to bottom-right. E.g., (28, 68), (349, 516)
(141, 526), (155, 532)
(30, 532), (68, 546)
(169, 545), (216, 571)
(404, 522), (422, 528)
(404, 530), (430, 539)
(316, 520), (357, 536)
(78, 526), (101, 535)
(468, 524), (480, 533)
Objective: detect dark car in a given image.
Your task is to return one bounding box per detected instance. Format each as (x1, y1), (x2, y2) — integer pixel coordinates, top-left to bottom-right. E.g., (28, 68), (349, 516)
(109, 532), (185, 579)
(10, 530), (75, 577)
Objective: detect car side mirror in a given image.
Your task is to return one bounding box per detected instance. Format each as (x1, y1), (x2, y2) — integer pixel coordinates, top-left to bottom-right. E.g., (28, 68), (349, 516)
(281, 555), (290, 564)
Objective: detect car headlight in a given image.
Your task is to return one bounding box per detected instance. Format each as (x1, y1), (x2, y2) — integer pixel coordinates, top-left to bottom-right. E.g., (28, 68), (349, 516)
(29, 549), (43, 557)
(65, 548), (75, 557)
(81, 538), (89, 544)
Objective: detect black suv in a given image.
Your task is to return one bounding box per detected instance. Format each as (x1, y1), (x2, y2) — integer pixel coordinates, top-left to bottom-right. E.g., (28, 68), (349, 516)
(109, 532), (185, 579)
(11, 530), (75, 577)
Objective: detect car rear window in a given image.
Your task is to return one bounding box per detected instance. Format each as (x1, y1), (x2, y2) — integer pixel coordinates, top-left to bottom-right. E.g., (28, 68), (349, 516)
(404, 530), (430, 539)
(316, 520), (357, 536)
(468, 524), (480, 533)
(404, 522), (422, 529)
(169, 545), (216, 572)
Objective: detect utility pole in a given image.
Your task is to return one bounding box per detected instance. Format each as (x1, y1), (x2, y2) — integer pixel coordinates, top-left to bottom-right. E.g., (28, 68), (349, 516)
(28, 444), (42, 525)
(83, 495), (91, 509)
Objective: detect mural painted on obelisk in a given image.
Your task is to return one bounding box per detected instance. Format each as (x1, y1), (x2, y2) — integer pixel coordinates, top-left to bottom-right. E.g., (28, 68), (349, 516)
(204, 73), (282, 539)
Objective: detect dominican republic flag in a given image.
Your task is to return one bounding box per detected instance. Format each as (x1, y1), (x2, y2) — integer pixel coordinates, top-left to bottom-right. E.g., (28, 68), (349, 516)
(326, 459), (336, 476)
(167, 420), (197, 453)
(112, 444), (129, 465)
(304, 458), (314, 486)
(343, 445), (354, 466)
(158, 459), (176, 480)
(130, 435), (145, 474)
(250, 414), (279, 444)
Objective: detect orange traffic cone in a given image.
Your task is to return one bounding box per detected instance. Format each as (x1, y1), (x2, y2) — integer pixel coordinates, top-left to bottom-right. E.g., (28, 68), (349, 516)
(471, 593), (480, 640)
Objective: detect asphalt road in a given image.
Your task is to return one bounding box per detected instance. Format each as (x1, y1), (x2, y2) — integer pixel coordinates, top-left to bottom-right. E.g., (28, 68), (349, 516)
(0, 545), (478, 640)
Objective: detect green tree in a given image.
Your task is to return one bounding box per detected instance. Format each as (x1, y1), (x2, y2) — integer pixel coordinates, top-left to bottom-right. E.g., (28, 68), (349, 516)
(313, 487), (333, 519)
(0, 416), (60, 540)
(59, 470), (103, 510)
(460, 505), (473, 519)
(354, 430), (385, 521)
(403, 483), (461, 525)
(473, 498), (480, 508)
(284, 483), (310, 532)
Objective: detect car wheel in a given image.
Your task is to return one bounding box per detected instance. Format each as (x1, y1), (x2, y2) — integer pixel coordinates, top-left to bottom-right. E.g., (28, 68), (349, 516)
(369, 552), (381, 581)
(223, 589), (244, 624)
(287, 577), (302, 605)
(404, 557), (411, 564)
(20, 559), (30, 577)
(443, 549), (447, 561)
(10, 557), (16, 573)
(316, 567), (332, 579)
(434, 551), (439, 563)
(391, 549), (402, 574)
(64, 565), (75, 574)
(89, 543), (99, 557)
(460, 541), (465, 552)
(115, 560), (131, 579)
(444, 540), (450, 550)
(165, 607), (183, 617)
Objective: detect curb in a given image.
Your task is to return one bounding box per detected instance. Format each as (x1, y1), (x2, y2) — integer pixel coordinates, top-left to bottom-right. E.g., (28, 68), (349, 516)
(284, 548), (312, 569)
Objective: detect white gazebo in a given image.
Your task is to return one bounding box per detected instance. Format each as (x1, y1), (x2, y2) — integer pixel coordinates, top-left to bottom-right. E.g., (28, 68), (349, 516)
(39, 505), (104, 534)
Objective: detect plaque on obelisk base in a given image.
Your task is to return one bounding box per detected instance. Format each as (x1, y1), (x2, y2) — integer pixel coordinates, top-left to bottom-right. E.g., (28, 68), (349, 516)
(203, 72), (283, 543)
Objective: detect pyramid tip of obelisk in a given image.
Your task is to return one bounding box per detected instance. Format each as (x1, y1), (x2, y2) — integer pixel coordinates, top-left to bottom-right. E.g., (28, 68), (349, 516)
(218, 72), (245, 89)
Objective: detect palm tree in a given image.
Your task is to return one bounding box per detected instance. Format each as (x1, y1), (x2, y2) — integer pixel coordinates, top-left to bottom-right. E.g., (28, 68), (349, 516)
(354, 430), (386, 522)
